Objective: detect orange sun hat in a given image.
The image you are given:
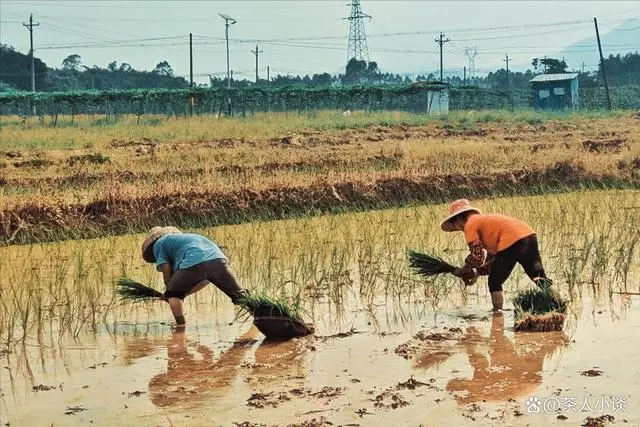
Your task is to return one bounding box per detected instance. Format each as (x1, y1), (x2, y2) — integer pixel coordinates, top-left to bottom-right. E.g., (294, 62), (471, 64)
(440, 199), (481, 232)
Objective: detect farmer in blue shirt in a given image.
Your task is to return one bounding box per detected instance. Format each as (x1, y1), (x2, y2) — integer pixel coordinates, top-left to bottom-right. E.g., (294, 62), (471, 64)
(141, 226), (248, 326)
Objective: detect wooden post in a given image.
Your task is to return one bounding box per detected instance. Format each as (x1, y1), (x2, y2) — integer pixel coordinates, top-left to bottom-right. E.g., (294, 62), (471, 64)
(594, 17), (612, 110)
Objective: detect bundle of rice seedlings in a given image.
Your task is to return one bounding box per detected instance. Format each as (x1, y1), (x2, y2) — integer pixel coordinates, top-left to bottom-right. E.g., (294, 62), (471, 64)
(235, 294), (314, 340)
(407, 250), (457, 277)
(234, 294), (302, 322)
(116, 277), (164, 302)
(513, 284), (567, 332)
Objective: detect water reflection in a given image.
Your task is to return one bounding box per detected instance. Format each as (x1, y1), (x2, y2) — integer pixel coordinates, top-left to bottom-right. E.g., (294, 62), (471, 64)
(444, 314), (570, 404)
(142, 327), (312, 408)
(147, 327), (259, 408)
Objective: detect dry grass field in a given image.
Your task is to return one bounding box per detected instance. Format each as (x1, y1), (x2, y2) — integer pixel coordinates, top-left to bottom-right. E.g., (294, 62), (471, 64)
(1, 110), (639, 244)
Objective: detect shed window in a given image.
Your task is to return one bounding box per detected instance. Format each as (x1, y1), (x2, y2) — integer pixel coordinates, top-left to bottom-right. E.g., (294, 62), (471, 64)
(554, 87), (565, 95)
(539, 90), (550, 98)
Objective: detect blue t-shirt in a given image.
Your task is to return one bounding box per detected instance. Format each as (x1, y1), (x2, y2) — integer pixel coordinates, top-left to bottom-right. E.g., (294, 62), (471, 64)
(153, 233), (227, 272)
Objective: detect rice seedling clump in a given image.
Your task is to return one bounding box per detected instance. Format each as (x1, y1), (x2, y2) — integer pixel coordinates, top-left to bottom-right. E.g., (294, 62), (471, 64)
(513, 284), (568, 332)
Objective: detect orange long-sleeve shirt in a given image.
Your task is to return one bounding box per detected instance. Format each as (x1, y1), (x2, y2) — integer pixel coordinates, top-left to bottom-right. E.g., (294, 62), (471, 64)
(464, 214), (536, 254)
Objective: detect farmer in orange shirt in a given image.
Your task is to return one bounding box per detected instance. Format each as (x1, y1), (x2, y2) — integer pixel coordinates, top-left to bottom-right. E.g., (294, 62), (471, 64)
(440, 199), (552, 312)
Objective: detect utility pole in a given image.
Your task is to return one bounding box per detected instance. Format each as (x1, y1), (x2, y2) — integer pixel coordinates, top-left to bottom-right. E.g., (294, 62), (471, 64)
(504, 54), (510, 91)
(23, 13), (39, 114)
(267, 65), (270, 83)
(251, 44), (263, 83)
(189, 33), (194, 88)
(83, 66), (96, 90)
(581, 62), (586, 74)
(594, 17), (612, 110)
(219, 14), (237, 89)
(434, 32), (450, 82)
(463, 66), (466, 85)
(189, 32), (194, 116)
(219, 13), (237, 116)
(23, 14), (39, 93)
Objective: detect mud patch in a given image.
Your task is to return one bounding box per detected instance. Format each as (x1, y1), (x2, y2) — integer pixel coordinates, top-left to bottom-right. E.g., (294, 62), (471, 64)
(289, 386), (345, 400)
(316, 328), (364, 341)
(582, 414), (615, 427)
(64, 406), (87, 415)
(373, 388), (410, 409)
(396, 377), (429, 390)
(286, 417), (332, 427)
(12, 158), (53, 168)
(32, 384), (60, 392)
(582, 138), (628, 153)
(247, 391), (291, 409)
(394, 327), (464, 360)
(233, 422), (267, 427)
(580, 368), (604, 377)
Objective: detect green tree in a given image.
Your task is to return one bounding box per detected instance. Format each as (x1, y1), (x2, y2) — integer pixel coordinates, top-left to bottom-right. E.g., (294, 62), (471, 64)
(61, 54), (82, 72)
(0, 44), (48, 91)
(532, 57), (567, 74)
(153, 61), (174, 77)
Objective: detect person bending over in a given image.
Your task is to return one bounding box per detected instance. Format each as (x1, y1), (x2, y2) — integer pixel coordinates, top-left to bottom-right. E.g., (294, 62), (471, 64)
(141, 226), (248, 326)
(440, 199), (552, 312)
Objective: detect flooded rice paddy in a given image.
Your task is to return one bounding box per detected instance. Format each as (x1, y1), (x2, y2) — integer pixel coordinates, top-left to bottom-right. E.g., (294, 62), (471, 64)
(1, 190), (639, 426)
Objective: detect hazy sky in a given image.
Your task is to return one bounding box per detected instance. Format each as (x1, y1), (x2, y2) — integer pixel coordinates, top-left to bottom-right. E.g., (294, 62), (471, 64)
(1, 1), (639, 83)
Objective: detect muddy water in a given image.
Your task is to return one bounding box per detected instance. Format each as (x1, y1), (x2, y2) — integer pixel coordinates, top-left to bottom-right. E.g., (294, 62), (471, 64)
(2, 190), (640, 426)
(2, 295), (639, 427)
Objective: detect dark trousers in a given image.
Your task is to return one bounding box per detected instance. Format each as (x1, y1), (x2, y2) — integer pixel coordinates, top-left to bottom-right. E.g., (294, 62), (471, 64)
(488, 235), (550, 292)
(164, 259), (245, 301)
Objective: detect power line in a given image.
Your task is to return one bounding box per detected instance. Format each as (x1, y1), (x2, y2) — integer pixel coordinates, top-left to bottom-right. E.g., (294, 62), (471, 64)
(38, 14), (139, 39)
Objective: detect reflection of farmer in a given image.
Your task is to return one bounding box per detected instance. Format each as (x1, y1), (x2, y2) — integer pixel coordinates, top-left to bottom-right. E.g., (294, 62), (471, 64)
(141, 227), (249, 326)
(440, 199), (552, 312)
(446, 314), (568, 404)
(252, 338), (310, 377)
(148, 327), (258, 408)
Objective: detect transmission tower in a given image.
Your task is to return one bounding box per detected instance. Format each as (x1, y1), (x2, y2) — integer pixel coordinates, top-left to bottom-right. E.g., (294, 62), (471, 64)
(344, 0), (372, 62)
(464, 46), (478, 81)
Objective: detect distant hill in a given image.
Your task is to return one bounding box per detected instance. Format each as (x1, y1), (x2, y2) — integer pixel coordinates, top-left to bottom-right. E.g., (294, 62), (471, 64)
(561, 19), (640, 72)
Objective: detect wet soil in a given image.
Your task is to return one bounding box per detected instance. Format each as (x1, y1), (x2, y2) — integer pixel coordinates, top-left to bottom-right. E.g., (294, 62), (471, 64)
(1, 296), (638, 426)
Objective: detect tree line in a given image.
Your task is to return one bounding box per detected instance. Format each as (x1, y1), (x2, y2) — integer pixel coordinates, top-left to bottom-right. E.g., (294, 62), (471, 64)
(1, 44), (638, 93)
